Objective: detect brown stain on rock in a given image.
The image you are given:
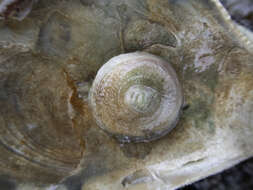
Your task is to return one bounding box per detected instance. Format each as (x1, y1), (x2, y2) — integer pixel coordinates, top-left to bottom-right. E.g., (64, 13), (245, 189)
(63, 68), (88, 157)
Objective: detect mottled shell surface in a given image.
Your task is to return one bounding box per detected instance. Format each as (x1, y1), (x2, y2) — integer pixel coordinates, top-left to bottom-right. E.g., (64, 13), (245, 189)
(89, 52), (183, 142)
(0, 0), (252, 190)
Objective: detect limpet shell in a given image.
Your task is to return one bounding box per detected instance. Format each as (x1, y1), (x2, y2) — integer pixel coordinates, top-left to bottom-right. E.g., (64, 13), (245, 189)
(89, 52), (183, 143)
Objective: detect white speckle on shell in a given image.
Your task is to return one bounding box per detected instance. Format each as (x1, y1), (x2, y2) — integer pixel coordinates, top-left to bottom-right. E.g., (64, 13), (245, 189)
(27, 123), (38, 130)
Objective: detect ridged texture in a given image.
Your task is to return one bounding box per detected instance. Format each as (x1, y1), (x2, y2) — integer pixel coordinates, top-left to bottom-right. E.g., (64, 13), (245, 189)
(89, 52), (183, 143)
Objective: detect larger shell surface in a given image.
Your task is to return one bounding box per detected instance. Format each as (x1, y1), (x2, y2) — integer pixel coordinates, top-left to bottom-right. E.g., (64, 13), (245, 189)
(0, 0), (252, 190)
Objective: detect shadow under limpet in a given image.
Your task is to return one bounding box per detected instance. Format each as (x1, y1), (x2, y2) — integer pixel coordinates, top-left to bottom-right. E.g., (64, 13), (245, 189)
(120, 143), (152, 160)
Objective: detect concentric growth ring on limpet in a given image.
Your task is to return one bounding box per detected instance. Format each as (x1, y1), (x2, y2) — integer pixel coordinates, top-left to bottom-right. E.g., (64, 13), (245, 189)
(89, 52), (183, 143)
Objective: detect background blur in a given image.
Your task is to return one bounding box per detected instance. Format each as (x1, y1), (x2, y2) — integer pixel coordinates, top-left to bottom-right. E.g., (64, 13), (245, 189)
(181, 0), (253, 189)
